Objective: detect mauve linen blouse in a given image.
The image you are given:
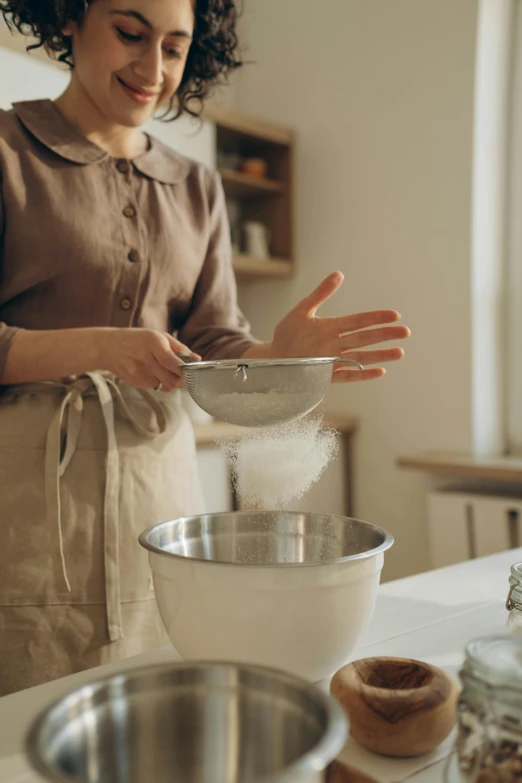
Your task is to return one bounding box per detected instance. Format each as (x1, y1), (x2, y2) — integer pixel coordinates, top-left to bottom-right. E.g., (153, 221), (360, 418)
(0, 99), (258, 379)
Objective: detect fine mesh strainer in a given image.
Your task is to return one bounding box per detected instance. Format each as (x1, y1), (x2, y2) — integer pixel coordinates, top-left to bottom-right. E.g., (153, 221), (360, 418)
(180, 357), (363, 427)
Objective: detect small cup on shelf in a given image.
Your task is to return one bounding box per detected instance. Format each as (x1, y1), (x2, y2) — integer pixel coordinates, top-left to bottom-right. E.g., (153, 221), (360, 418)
(241, 157), (268, 179)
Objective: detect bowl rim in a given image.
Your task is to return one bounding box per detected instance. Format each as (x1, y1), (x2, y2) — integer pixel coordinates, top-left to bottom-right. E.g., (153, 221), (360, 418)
(138, 510), (394, 568)
(25, 660), (348, 783)
(334, 657), (454, 698)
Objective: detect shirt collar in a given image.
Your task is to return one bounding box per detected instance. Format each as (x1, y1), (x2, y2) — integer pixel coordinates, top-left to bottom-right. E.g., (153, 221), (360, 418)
(12, 99), (190, 185)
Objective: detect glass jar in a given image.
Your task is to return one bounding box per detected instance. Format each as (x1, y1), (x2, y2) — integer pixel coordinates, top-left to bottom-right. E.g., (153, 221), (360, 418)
(448, 636), (522, 783)
(506, 562), (522, 637)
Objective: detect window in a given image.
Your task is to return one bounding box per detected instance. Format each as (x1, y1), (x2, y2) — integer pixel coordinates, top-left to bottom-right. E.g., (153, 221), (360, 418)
(506, 0), (522, 453)
(472, 0), (513, 455)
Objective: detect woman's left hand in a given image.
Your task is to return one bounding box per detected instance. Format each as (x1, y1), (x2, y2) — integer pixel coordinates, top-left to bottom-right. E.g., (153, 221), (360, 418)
(270, 271), (410, 382)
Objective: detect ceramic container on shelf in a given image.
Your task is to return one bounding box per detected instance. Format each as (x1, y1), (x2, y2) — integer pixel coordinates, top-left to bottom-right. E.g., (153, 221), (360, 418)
(243, 220), (271, 259)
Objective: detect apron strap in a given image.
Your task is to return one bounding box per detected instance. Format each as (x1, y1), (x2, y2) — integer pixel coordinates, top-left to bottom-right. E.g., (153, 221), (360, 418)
(104, 376), (168, 440)
(45, 387), (83, 594)
(86, 372), (123, 642)
(44, 373), (170, 643)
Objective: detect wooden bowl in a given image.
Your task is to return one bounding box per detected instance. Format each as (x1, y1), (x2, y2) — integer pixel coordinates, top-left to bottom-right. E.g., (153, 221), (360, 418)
(330, 656), (459, 758)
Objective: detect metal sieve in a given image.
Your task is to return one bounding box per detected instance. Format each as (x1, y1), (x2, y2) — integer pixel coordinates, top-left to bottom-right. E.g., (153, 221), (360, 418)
(180, 357), (363, 427)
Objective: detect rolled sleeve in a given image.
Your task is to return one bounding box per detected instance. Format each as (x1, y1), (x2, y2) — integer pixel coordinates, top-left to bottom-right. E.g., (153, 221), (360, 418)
(178, 172), (260, 360)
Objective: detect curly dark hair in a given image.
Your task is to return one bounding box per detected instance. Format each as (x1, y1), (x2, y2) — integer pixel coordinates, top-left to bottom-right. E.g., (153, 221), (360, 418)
(0, 0), (242, 118)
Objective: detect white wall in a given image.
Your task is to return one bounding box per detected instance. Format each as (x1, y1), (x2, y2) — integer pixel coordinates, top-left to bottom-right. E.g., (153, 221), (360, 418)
(0, 46), (69, 106)
(234, 0), (479, 579)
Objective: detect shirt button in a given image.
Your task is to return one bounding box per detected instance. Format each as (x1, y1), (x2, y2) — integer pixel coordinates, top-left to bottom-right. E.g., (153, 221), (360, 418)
(120, 297), (133, 311)
(123, 205), (136, 219)
(117, 160), (130, 174)
(128, 249), (140, 263)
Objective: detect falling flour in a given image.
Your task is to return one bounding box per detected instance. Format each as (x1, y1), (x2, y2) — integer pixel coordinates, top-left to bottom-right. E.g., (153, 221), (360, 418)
(220, 416), (338, 510)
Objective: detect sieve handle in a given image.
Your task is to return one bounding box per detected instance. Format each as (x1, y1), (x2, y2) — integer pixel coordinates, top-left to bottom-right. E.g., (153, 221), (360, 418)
(176, 352), (197, 366)
(336, 358), (364, 371)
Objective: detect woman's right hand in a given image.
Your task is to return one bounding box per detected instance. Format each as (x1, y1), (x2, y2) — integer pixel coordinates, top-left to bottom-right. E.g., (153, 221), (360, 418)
(100, 328), (200, 391)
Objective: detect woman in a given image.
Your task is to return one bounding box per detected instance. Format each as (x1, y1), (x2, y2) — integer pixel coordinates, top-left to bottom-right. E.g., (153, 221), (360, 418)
(0, 0), (409, 696)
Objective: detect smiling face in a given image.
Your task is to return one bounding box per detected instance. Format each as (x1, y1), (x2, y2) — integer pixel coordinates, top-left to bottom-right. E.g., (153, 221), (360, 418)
(64, 0), (195, 128)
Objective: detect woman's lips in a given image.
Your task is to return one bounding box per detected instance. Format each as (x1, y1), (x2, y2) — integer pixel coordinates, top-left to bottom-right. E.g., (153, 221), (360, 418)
(117, 77), (159, 105)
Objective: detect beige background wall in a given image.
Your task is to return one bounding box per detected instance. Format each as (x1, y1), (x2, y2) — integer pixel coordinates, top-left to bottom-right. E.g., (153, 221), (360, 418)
(234, 0), (479, 579)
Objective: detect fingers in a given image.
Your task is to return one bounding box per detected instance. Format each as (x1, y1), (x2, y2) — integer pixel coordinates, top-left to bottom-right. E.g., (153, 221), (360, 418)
(330, 309), (404, 335)
(127, 371), (178, 391)
(155, 350), (183, 378)
(155, 376), (185, 392)
(332, 343), (405, 383)
(151, 359), (186, 392)
(339, 325), (410, 351)
(294, 271), (344, 317)
(154, 338), (199, 379)
(153, 336), (196, 390)
(332, 366), (386, 383)
(165, 334), (201, 362)
(339, 347), (405, 365)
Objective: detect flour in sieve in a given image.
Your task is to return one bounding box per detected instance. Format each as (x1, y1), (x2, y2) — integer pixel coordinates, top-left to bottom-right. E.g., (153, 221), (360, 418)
(220, 416), (338, 510)
(207, 391), (317, 426)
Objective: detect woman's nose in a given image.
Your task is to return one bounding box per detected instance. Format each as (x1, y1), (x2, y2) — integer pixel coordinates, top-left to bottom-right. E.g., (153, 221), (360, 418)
(133, 44), (163, 87)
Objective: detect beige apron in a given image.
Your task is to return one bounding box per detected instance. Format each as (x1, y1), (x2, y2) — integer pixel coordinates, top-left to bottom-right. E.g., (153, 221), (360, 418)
(0, 373), (205, 696)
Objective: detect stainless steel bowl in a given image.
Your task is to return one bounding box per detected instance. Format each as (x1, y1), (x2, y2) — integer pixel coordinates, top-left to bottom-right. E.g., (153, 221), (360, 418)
(26, 661), (348, 783)
(139, 512), (393, 681)
(139, 511), (393, 566)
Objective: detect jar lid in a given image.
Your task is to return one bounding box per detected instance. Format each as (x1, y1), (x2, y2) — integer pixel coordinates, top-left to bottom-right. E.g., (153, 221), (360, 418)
(508, 562), (522, 607)
(464, 636), (522, 688)
(510, 562), (522, 587)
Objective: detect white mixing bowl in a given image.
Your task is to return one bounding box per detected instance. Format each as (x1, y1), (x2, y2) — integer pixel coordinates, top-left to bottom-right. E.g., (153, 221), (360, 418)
(139, 511), (393, 682)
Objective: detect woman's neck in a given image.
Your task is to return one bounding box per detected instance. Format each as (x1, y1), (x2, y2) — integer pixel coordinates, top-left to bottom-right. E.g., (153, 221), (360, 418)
(54, 82), (148, 159)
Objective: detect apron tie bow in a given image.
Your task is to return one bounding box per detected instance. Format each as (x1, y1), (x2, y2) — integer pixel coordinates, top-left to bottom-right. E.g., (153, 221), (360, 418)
(44, 373), (168, 641)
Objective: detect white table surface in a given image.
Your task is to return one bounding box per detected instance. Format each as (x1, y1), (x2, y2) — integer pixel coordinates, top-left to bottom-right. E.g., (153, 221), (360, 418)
(0, 547), (517, 783)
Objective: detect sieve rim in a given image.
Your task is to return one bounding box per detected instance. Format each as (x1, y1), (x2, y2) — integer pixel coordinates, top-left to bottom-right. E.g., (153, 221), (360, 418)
(180, 357), (341, 372)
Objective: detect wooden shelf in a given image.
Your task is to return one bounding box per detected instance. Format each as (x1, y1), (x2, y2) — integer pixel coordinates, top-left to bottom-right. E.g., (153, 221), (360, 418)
(219, 168), (284, 198)
(232, 255), (293, 279)
(206, 104), (294, 273)
(194, 414), (358, 447)
(397, 451), (522, 483)
(205, 103), (294, 146)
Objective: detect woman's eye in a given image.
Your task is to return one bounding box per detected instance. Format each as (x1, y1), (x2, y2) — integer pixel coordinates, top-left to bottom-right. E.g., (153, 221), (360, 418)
(116, 28), (142, 44)
(164, 48), (182, 59)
